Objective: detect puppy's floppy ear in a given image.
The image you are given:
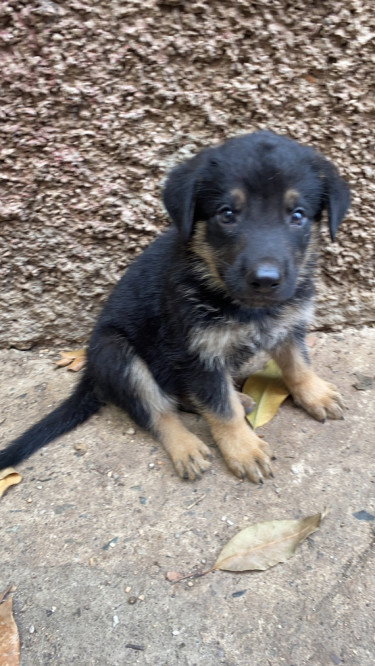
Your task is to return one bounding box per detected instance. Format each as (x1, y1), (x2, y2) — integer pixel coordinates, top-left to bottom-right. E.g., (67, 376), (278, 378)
(162, 149), (210, 241)
(320, 159), (350, 241)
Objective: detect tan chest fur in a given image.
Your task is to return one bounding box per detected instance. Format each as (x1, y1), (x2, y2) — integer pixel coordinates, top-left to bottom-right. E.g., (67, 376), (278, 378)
(188, 302), (314, 370)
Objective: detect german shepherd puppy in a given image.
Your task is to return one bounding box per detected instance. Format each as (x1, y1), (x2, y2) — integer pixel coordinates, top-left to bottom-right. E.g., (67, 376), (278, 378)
(0, 131), (350, 483)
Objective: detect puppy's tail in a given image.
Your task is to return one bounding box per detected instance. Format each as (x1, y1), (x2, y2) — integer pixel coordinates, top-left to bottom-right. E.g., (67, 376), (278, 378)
(0, 373), (102, 469)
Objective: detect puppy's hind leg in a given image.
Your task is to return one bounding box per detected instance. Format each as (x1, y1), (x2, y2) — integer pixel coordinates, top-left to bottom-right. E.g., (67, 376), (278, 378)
(153, 412), (212, 480)
(88, 332), (211, 479)
(126, 355), (212, 479)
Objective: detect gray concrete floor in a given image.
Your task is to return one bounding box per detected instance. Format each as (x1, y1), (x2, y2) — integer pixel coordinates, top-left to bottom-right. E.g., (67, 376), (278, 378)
(1, 327), (374, 666)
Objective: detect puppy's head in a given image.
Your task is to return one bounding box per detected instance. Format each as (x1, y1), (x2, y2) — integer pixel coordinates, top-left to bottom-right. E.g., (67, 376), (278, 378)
(163, 131), (350, 307)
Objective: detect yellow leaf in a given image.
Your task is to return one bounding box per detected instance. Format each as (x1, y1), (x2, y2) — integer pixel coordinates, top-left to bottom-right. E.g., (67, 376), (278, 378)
(0, 596), (20, 666)
(55, 348), (86, 372)
(213, 511), (325, 572)
(242, 359), (289, 429)
(0, 468), (22, 498)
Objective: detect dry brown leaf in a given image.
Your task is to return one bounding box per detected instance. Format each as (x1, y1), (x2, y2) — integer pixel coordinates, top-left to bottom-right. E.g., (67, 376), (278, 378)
(242, 359), (289, 429)
(0, 468), (22, 498)
(0, 596), (20, 666)
(167, 511), (327, 584)
(0, 586), (16, 605)
(213, 511), (326, 572)
(55, 348), (86, 372)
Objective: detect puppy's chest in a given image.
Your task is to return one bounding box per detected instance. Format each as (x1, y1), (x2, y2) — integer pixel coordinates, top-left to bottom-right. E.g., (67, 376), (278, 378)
(189, 316), (290, 369)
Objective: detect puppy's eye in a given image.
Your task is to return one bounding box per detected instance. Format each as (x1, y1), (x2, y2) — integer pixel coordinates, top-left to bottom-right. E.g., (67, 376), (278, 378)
(290, 208), (306, 227)
(218, 209), (235, 225)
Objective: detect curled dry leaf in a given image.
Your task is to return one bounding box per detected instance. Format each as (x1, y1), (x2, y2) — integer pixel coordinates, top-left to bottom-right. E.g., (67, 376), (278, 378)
(242, 359), (289, 429)
(55, 348), (86, 372)
(213, 512), (325, 572)
(0, 596), (20, 666)
(0, 468), (22, 498)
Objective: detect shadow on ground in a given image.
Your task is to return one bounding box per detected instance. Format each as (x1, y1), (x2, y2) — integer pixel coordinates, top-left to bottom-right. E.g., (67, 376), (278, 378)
(1, 328), (374, 665)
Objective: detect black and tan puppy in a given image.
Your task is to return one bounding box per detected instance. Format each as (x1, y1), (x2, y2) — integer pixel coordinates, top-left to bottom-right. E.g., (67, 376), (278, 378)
(0, 131), (350, 483)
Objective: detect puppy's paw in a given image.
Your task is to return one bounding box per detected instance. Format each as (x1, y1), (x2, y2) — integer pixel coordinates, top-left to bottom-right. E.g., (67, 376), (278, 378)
(171, 435), (212, 481)
(292, 373), (344, 422)
(222, 434), (274, 484)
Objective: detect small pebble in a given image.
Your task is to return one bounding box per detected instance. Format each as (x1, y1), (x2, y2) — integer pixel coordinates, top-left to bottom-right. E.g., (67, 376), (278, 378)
(29, 625), (35, 634)
(221, 515), (233, 525)
(126, 427), (136, 435)
(74, 442), (87, 456)
(125, 586), (131, 593)
(113, 615), (119, 628)
(148, 463), (155, 469)
(172, 629), (180, 636)
(127, 596), (137, 605)
(138, 594), (145, 601)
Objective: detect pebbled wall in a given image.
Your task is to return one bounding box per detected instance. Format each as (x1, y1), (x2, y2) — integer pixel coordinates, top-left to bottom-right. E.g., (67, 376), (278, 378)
(1, 0), (374, 348)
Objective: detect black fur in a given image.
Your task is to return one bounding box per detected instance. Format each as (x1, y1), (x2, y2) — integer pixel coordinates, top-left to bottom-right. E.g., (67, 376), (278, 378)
(0, 131), (350, 476)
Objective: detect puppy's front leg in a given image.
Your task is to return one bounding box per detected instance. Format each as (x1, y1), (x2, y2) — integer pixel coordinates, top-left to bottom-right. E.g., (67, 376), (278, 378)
(201, 385), (273, 484)
(272, 339), (344, 422)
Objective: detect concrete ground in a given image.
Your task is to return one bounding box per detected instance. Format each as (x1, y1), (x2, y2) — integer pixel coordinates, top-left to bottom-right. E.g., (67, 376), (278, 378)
(0, 327), (374, 666)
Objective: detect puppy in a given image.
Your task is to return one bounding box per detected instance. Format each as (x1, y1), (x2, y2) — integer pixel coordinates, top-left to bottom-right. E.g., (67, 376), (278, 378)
(0, 131), (350, 483)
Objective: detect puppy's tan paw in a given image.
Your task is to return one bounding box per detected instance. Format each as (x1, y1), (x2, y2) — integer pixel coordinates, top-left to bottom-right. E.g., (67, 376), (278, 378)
(171, 436), (212, 481)
(222, 435), (274, 484)
(292, 374), (344, 422)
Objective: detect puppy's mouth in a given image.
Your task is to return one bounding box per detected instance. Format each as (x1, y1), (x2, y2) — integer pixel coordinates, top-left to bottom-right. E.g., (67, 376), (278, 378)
(239, 292), (292, 309)
(225, 281), (297, 309)
(221, 261), (297, 309)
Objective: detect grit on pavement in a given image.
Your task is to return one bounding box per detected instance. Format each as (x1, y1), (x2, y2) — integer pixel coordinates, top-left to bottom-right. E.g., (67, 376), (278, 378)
(1, 327), (374, 666)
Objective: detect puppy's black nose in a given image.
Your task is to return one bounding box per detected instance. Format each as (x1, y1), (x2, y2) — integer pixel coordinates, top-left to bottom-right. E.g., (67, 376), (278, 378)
(249, 262), (281, 290)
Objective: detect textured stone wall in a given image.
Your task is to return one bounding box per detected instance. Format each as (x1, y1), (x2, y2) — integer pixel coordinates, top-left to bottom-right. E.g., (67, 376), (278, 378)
(1, 0), (374, 348)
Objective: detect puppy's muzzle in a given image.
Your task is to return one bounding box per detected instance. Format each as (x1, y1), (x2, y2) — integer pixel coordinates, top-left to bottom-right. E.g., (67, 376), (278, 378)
(247, 260), (282, 294)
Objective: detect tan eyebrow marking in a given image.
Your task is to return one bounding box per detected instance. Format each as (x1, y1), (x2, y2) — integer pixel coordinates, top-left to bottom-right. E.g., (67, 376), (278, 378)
(230, 188), (246, 209)
(284, 188), (300, 210)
